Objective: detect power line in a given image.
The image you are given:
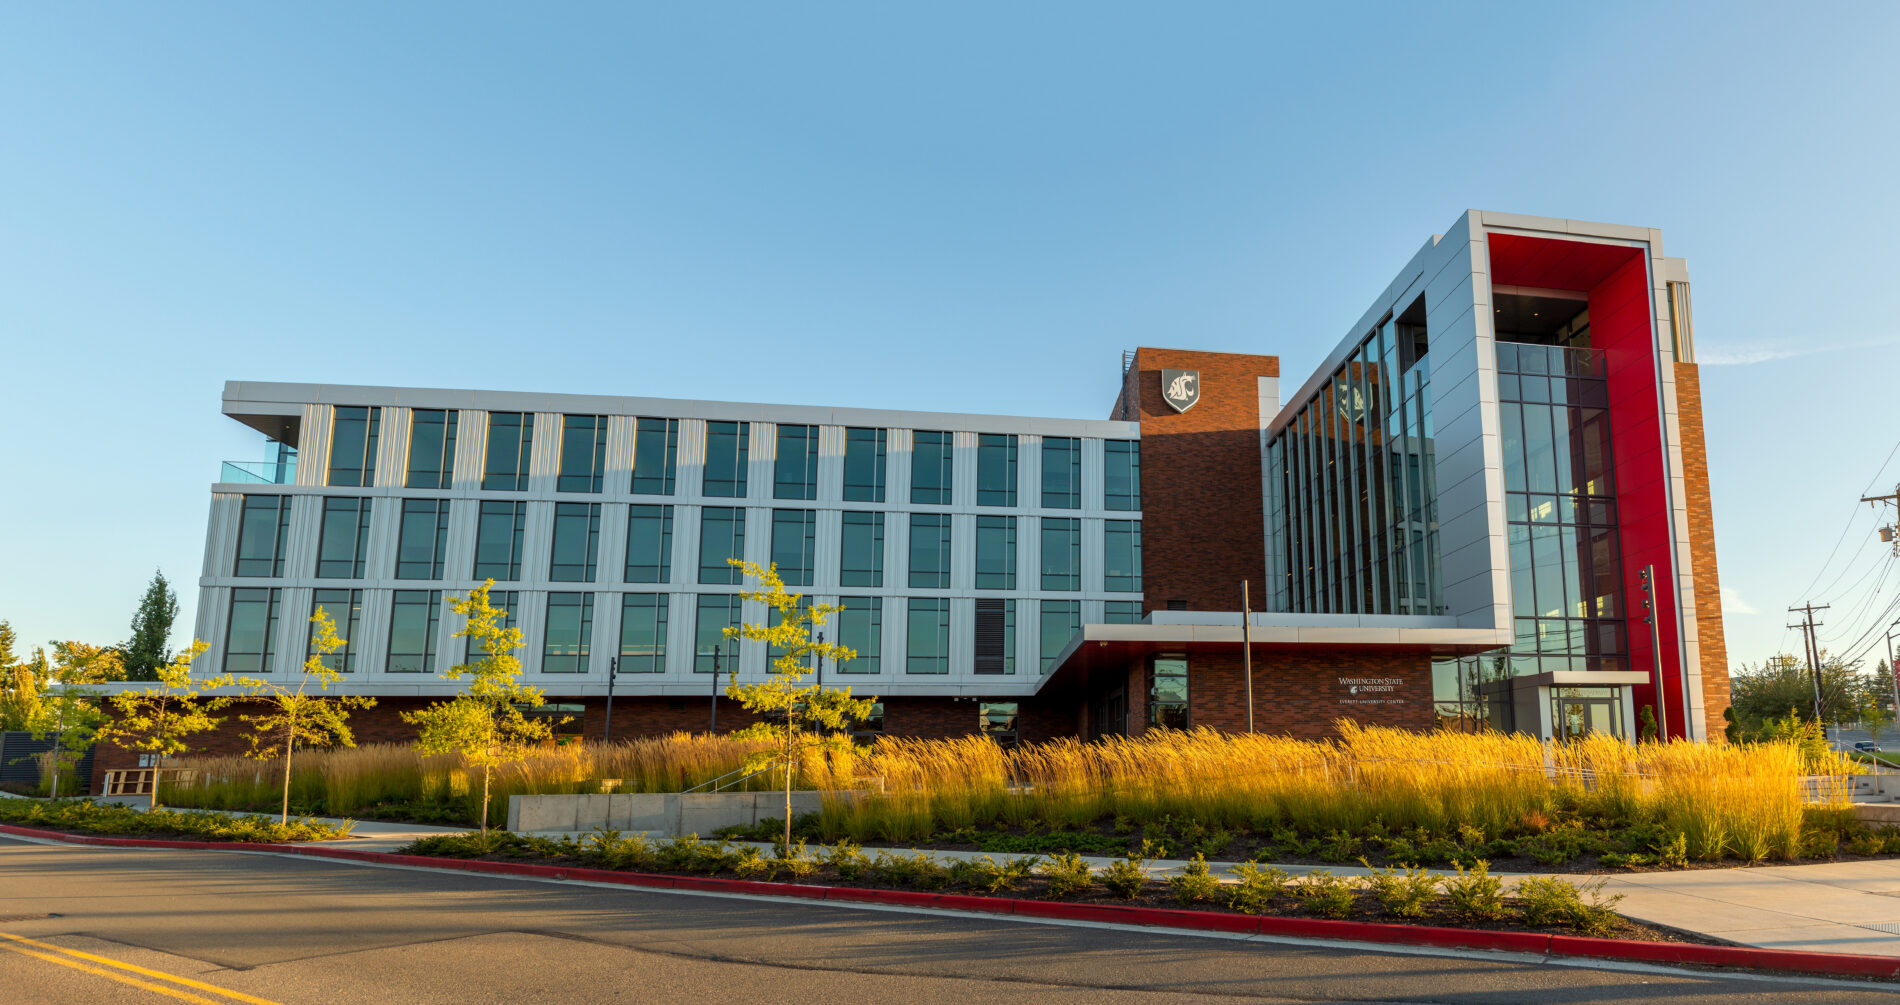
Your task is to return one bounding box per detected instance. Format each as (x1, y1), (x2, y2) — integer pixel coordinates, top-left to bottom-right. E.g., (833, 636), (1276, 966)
(1796, 437), (1900, 600)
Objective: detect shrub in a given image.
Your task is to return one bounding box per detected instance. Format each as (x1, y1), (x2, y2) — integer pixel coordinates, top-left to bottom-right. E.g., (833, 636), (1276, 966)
(1514, 875), (1582, 927)
(1362, 862), (1437, 919)
(1800, 827), (1840, 860)
(824, 841), (871, 880)
(1101, 853), (1149, 900)
(1227, 863), (1289, 914)
(1293, 870), (1356, 919)
(1169, 854), (1222, 906)
(1317, 831), (1362, 863)
(949, 855), (1036, 894)
(1444, 860), (1503, 920)
(1039, 852), (1094, 898)
(877, 851), (949, 890)
(0, 799), (351, 844)
(730, 845), (776, 879)
(777, 839), (819, 879)
(1657, 832), (1690, 869)
(1570, 877), (1625, 936)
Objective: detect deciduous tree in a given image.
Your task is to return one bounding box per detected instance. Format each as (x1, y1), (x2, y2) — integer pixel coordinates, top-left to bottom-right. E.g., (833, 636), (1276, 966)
(722, 560), (876, 851)
(402, 583), (559, 832)
(94, 641), (230, 808)
(226, 608), (378, 823)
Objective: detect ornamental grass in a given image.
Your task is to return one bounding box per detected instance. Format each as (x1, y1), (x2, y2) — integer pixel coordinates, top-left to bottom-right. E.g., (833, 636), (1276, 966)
(159, 722), (1856, 862)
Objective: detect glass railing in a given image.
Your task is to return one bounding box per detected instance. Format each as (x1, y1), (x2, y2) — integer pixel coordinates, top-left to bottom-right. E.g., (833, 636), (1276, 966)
(220, 459), (297, 484)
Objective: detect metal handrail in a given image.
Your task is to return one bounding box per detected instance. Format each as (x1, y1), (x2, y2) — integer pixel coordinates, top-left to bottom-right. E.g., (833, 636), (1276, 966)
(682, 760), (795, 794)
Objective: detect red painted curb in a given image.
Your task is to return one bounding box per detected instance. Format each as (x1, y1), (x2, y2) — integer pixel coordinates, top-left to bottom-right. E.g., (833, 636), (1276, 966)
(7, 822), (1900, 981)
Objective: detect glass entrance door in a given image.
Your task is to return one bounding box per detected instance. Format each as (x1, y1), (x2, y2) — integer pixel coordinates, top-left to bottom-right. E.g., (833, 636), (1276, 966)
(1549, 686), (1624, 741)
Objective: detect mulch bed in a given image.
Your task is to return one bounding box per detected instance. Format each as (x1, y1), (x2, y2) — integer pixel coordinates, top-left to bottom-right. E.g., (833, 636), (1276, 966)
(436, 849), (1715, 945)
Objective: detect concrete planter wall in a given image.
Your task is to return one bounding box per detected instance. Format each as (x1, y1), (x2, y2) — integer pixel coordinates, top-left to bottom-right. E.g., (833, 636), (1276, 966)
(506, 791), (859, 836)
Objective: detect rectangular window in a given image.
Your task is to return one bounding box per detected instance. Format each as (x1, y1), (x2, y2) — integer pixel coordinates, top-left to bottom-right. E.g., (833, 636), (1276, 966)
(699, 506), (747, 584)
(234, 495), (292, 577)
(406, 409), (458, 489)
(694, 594), (740, 672)
(618, 594), (668, 673)
(309, 588), (363, 673)
(395, 499), (452, 580)
(460, 590), (519, 663)
(765, 509), (817, 587)
(327, 406), (380, 487)
(906, 598), (950, 674)
(909, 513), (951, 588)
(974, 597), (1015, 675)
(631, 417), (681, 495)
(774, 424), (819, 500)
(557, 414), (609, 493)
(840, 511), (885, 588)
(387, 590), (442, 673)
(222, 588), (280, 674)
(1151, 654), (1189, 729)
(473, 501), (527, 581)
(836, 597), (881, 674)
(704, 420), (751, 497)
(1040, 517), (1081, 591)
(975, 515), (1017, 590)
(1104, 520), (1142, 593)
(980, 701), (1019, 748)
(1041, 437), (1081, 509)
(1104, 601), (1142, 624)
(1040, 599), (1080, 673)
(842, 427), (888, 502)
(519, 702), (586, 737)
(549, 503), (601, 582)
(911, 430), (952, 504)
(1105, 440), (1141, 511)
(481, 412), (535, 491)
(853, 701), (885, 741)
(624, 504), (674, 583)
(316, 498), (372, 579)
(542, 593), (594, 673)
(976, 433), (1018, 507)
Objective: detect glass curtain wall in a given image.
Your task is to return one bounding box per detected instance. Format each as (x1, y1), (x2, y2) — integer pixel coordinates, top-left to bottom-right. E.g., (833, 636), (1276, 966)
(1265, 306), (1438, 615)
(1433, 333), (1629, 731)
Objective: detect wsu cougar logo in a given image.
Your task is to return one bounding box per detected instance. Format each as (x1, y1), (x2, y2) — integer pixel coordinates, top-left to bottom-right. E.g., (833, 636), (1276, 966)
(1159, 369), (1200, 413)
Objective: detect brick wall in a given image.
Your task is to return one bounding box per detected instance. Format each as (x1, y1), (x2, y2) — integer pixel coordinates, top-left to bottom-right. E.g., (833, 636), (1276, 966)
(1127, 347), (1280, 612)
(1674, 362), (1733, 741)
(1188, 650), (1434, 738)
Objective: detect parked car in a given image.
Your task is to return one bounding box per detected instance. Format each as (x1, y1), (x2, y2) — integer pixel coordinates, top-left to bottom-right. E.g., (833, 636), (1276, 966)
(1855, 740), (1882, 753)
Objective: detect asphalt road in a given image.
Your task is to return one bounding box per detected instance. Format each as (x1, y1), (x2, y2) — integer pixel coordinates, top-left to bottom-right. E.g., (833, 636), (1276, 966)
(0, 835), (1894, 1004)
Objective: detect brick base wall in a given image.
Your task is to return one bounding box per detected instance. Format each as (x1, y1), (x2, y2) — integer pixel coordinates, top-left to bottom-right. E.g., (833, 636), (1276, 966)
(1189, 650), (1435, 738)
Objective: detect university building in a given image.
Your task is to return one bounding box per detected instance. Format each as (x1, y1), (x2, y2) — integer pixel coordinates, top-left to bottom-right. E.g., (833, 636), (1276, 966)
(130, 210), (1730, 768)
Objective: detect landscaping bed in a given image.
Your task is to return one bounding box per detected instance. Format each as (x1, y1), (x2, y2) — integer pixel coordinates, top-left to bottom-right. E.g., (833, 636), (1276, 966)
(398, 829), (1708, 944)
(713, 803), (1900, 875)
(0, 799), (352, 843)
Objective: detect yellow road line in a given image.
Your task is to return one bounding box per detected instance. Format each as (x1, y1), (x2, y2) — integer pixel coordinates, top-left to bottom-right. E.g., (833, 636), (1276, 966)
(0, 941), (228, 1004)
(0, 931), (282, 1005)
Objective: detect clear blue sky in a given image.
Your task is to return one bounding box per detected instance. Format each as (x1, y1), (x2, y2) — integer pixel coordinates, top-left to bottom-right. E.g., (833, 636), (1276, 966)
(3, 2), (1897, 675)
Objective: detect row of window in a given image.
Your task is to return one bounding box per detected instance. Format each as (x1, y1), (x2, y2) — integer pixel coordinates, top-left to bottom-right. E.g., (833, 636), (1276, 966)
(323, 406), (1141, 510)
(240, 496), (1142, 592)
(222, 587), (1145, 677)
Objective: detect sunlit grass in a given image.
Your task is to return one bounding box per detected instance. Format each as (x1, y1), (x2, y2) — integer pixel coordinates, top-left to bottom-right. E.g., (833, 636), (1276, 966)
(157, 723), (1855, 861)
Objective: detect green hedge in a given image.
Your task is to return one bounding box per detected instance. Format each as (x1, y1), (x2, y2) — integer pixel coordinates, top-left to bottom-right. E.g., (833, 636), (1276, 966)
(0, 798), (351, 843)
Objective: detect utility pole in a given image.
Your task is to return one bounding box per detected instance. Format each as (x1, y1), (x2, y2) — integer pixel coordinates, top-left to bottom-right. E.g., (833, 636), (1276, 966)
(1862, 483), (1900, 557)
(1788, 602), (1830, 726)
(1242, 581), (1254, 734)
(1886, 618), (1900, 740)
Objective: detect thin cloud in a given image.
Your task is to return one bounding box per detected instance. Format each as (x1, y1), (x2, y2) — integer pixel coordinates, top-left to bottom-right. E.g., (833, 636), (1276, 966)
(1721, 586), (1758, 615)
(1700, 335), (1900, 366)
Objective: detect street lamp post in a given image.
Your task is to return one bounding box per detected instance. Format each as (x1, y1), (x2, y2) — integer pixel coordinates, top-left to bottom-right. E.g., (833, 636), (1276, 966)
(604, 656), (618, 745)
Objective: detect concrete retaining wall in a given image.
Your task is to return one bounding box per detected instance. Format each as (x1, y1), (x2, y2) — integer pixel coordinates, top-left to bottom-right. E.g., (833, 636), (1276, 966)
(506, 791), (856, 836)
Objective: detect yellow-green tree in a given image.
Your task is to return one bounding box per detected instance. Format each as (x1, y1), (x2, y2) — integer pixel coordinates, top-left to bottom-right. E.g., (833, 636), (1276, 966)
(94, 641), (230, 808)
(722, 560), (876, 851)
(402, 582), (561, 831)
(36, 642), (116, 798)
(225, 608), (378, 823)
